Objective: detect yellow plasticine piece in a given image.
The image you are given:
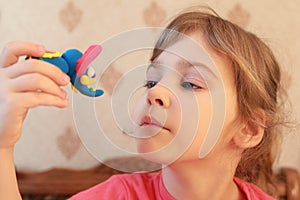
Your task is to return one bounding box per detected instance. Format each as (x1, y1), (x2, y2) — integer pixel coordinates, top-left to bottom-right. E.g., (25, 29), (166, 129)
(42, 52), (61, 58)
(80, 75), (96, 85)
(71, 85), (80, 93)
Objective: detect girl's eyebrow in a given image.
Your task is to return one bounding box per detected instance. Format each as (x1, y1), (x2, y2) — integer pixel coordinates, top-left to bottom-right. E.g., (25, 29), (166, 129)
(178, 59), (218, 79)
(147, 59), (218, 80)
(146, 61), (160, 72)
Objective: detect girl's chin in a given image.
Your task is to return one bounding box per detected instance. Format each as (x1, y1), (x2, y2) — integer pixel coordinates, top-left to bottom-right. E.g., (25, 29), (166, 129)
(136, 139), (177, 166)
(133, 125), (174, 142)
(136, 138), (167, 153)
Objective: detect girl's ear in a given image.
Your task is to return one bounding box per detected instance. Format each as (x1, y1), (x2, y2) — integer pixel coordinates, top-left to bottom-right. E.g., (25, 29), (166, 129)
(233, 109), (266, 149)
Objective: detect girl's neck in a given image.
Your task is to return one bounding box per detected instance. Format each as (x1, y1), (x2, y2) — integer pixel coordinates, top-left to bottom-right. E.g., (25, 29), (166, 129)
(161, 159), (242, 200)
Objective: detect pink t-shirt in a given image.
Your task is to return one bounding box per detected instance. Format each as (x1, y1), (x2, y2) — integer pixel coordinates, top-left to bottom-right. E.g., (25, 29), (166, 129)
(69, 171), (275, 200)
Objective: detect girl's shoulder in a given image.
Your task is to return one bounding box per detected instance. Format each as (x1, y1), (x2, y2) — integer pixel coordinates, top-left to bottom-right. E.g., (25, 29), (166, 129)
(234, 177), (276, 200)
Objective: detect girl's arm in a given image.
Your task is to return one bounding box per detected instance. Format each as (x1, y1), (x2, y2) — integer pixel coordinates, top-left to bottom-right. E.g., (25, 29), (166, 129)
(0, 148), (21, 200)
(0, 41), (70, 199)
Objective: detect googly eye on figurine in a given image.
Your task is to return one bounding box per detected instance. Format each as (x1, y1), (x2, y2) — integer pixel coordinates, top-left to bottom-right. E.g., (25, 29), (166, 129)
(27, 45), (104, 97)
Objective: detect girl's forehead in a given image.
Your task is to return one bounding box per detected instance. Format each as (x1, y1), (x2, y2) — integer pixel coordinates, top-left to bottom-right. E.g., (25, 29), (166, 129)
(153, 51), (188, 67)
(153, 33), (221, 74)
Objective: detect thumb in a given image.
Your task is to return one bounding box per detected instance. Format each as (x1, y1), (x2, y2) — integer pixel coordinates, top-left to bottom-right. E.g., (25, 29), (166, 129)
(0, 41), (46, 67)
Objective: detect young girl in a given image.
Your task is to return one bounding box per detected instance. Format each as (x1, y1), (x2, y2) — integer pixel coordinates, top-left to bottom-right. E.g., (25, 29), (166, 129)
(0, 7), (285, 200)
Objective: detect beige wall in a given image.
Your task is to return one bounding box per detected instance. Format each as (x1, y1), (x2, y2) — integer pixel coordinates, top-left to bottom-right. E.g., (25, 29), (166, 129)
(0, 0), (299, 172)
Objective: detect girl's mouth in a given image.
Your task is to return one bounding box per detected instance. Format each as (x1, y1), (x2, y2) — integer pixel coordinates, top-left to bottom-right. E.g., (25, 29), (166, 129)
(139, 116), (170, 132)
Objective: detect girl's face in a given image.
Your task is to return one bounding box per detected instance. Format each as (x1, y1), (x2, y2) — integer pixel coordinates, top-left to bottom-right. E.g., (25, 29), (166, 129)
(132, 32), (239, 164)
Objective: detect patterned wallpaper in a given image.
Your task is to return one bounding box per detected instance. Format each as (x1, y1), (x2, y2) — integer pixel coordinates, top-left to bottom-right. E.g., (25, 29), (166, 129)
(0, 0), (299, 172)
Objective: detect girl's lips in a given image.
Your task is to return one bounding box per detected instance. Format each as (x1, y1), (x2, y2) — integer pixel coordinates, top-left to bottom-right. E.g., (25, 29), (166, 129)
(140, 116), (170, 131)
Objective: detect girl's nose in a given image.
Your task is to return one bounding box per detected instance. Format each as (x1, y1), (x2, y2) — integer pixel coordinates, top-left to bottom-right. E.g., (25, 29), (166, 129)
(147, 86), (171, 108)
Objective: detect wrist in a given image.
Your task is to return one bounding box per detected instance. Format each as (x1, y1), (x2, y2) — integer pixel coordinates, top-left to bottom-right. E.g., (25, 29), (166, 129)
(0, 147), (14, 157)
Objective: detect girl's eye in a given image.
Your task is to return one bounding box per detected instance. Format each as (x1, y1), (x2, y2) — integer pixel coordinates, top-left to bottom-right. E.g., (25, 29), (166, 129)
(181, 82), (202, 90)
(87, 67), (96, 78)
(144, 81), (157, 89)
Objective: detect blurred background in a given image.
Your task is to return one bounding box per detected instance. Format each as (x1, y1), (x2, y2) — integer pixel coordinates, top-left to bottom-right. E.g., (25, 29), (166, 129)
(0, 0), (299, 173)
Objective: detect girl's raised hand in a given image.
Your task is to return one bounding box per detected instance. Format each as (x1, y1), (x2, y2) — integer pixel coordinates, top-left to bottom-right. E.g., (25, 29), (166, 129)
(0, 41), (70, 149)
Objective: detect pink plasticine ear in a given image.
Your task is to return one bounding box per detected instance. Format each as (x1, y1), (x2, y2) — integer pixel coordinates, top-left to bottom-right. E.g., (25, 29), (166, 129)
(76, 45), (102, 76)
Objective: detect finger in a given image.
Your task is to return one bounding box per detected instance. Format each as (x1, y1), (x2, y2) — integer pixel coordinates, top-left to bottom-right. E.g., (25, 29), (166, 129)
(10, 73), (67, 99)
(0, 41), (45, 67)
(14, 92), (69, 109)
(4, 59), (70, 86)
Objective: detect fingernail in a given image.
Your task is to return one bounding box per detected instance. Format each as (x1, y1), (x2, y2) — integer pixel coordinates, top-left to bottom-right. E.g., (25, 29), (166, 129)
(62, 98), (69, 105)
(62, 74), (70, 83)
(36, 45), (45, 53)
(45, 49), (56, 53)
(60, 89), (67, 98)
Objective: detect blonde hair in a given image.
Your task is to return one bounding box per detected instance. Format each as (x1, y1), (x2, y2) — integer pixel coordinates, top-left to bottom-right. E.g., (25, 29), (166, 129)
(151, 6), (286, 197)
